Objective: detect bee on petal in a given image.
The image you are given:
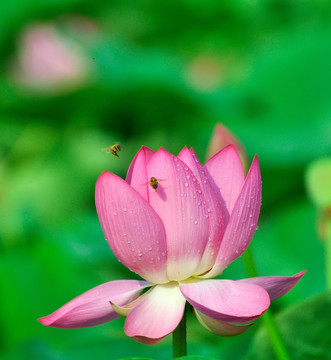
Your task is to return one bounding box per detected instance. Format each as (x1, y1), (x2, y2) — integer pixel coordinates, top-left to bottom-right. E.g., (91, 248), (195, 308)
(143, 177), (166, 191)
(105, 144), (122, 158)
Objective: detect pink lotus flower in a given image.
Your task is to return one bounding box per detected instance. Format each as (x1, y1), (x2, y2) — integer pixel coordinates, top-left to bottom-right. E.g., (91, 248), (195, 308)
(39, 146), (305, 344)
(11, 23), (89, 92)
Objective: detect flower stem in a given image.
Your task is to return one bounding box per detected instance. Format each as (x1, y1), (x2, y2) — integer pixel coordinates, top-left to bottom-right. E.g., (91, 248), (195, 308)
(242, 246), (292, 360)
(172, 306), (187, 359)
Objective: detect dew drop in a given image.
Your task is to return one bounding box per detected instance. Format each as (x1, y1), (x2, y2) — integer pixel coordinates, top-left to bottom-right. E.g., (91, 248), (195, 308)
(194, 220), (198, 225)
(123, 207), (128, 212)
(207, 208), (211, 213)
(161, 252), (166, 257)
(113, 211), (118, 216)
(186, 175), (190, 180)
(148, 246), (153, 251)
(184, 182), (189, 187)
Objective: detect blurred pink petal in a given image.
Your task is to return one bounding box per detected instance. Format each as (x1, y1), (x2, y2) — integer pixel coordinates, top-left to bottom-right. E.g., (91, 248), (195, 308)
(194, 309), (253, 336)
(146, 148), (210, 281)
(180, 279), (270, 323)
(38, 280), (149, 329)
(207, 123), (249, 171)
(205, 155), (261, 278)
(239, 271), (306, 301)
(13, 23), (89, 91)
(124, 283), (186, 344)
(95, 172), (168, 284)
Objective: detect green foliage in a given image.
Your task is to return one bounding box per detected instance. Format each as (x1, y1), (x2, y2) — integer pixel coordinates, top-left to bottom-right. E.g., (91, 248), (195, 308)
(306, 158), (331, 209)
(177, 357), (216, 360)
(247, 293), (331, 360)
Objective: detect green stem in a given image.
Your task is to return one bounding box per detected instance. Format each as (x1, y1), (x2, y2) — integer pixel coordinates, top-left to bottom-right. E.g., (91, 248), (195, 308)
(261, 310), (291, 360)
(242, 246), (292, 360)
(326, 219), (331, 291)
(242, 245), (258, 278)
(172, 306), (187, 359)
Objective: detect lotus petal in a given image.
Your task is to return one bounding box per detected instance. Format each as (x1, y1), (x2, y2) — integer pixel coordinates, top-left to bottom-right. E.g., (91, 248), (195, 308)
(95, 172), (168, 284)
(194, 309), (252, 336)
(124, 282), (186, 344)
(146, 148), (210, 281)
(180, 279), (270, 323)
(238, 271), (306, 301)
(38, 280), (149, 328)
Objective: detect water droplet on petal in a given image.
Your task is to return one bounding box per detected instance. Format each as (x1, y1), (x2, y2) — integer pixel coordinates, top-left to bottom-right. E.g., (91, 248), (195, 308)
(184, 182), (189, 187)
(113, 211), (117, 216)
(194, 220), (198, 225)
(123, 207), (128, 212)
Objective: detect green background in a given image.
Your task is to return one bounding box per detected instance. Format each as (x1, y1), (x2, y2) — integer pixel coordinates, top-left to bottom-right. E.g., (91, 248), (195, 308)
(1, 1), (330, 359)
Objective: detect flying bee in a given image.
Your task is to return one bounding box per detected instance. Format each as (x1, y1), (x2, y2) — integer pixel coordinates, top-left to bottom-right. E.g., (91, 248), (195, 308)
(106, 144), (121, 158)
(143, 177), (166, 191)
